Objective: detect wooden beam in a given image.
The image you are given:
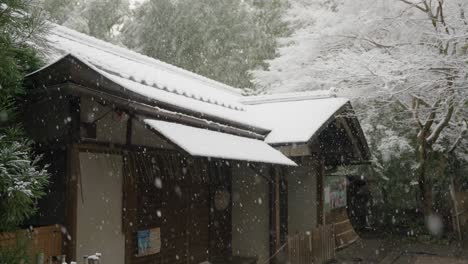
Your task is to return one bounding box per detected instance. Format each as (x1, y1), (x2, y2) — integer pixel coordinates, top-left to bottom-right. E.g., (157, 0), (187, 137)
(279, 167), (288, 247)
(73, 141), (179, 156)
(64, 145), (79, 262)
(269, 165), (286, 264)
(276, 144), (311, 157)
(123, 153), (138, 264)
(336, 117), (364, 161)
(275, 169), (281, 252)
(316, 160), (326, 226)
(126, 117), (133, 146)
(29, 80), (268, 140)
(69, 97), (81, 143)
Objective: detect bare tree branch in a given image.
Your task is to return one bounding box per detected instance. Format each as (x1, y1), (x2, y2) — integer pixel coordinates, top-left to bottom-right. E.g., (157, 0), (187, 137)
(399, 0), (429, 12)
(426, 97), (455, 145)
(395, 98), (411, 110)
(420, 98), (442, 139)
(447, 120), (468, 154)
(412, 97), (424, 129)
(411, 94), (432, 107)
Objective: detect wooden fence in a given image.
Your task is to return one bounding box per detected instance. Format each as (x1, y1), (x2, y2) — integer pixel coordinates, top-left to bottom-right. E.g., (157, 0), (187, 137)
(0, 225), (63, 261)
(326, 207), (359, 249)
(453, 192), (468, 240)
(287, 224), (335, 264)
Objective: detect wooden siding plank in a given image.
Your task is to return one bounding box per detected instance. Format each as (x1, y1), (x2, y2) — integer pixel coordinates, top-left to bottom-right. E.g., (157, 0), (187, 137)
(0, 225), (63, 261)
(287, 225), (335, 264)
(123, 151), (218, 264)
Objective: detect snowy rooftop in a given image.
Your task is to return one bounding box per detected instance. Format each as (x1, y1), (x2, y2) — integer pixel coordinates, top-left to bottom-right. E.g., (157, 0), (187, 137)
(144, 119), (296, 166)
(31, 23), (354, 147)
(47, 24), (243, 108)
(241, 93), (349, 144)
(36, 24), (269, 129)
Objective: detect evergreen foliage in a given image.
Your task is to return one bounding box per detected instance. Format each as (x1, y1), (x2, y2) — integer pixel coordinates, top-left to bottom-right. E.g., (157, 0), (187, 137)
(0, 0), (49, 233)
(0, 129), (49, 231)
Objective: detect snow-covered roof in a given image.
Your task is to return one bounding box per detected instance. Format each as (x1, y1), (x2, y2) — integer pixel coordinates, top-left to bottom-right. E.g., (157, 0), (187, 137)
(241, 92), (350, 144)
(143, 119), (296, 166)
(29, 23), (366, 156)
(37, 24), (269, 130)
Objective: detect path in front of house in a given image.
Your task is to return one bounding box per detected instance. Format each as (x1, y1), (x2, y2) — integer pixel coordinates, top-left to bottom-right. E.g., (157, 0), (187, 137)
(334, 234), (468, 264)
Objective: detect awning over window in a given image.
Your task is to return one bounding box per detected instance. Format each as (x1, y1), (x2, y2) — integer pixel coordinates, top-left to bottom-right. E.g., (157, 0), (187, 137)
(143, 119), (296, 166)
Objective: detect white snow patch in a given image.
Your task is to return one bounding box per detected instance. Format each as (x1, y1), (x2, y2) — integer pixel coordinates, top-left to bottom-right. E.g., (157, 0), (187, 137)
(242, 95), (349, 144)
(143, 119), (296, 166)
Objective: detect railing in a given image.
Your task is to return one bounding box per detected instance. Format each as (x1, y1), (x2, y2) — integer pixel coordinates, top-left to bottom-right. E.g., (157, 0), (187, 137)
(287, 225), (335, 264)
(0, 225), (63, 262)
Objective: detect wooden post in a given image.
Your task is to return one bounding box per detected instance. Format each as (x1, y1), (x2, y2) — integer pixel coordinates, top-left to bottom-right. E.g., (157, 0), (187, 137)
(65, 145), (78, 262)
(126, 117), (133, 146)
(269, 165), (287, 264)
(279, 167), (288, 247)
(123, 153), (138, 264)
(450, 178), (462, 241)
(269, 166), (278, 262)
(275, 168), (281, 252)
(316, 161), (326, 226)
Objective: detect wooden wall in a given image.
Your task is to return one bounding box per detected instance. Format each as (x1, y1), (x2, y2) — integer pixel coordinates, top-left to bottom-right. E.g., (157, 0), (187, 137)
(27, 148), (67, 228)
(287, 163), (318, 234)
(231, 164), (270, 263)
(208, 162), (233, 260)
(123, 151), (232, 264)
(287, 224), (335, 264)
(0, 225), (63, 261)
(23, 95), (72, 144)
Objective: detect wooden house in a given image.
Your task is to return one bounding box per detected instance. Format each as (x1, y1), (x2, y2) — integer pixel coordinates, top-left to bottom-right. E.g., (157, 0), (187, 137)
(23, 24), (370, 264)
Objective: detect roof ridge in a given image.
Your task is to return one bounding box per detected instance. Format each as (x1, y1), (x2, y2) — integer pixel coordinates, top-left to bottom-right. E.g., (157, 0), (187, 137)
(241, 90), (336, 105)
(93, 63), (245, 111)
(50, 23), (243, 96)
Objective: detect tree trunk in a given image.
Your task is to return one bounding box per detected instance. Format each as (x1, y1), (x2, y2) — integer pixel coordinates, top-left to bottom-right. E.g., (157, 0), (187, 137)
(418, 140), (433, 218)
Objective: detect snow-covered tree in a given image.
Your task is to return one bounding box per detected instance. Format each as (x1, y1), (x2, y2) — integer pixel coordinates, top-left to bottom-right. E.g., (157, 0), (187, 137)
(121, 0), (289, 89)
(40, 0), (130, 42)
(254, 0), (467, 219)
(0, 0), (49, 233)
(0, 129), (49, 231)
(41, 0), (288, 89)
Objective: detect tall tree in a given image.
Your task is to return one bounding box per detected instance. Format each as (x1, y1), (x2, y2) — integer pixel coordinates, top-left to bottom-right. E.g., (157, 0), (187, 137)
(254, 0), (467, 221)
(0, 0), (49, 234)
(40, 0), (130, 42)
(121, 0), (289, 89)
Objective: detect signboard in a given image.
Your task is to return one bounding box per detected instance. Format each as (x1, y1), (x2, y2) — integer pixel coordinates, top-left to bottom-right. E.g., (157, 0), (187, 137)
(324, 176), (347, 211)
(137, 227), (161, 256)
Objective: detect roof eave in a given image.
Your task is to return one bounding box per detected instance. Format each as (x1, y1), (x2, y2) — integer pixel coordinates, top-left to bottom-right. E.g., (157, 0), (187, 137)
(267, 102), (371, 163)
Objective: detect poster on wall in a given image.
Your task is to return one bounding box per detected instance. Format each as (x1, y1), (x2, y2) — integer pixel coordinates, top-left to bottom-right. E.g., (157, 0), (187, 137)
(324, 176), (347, 211)
(137, 227), (161, 256)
